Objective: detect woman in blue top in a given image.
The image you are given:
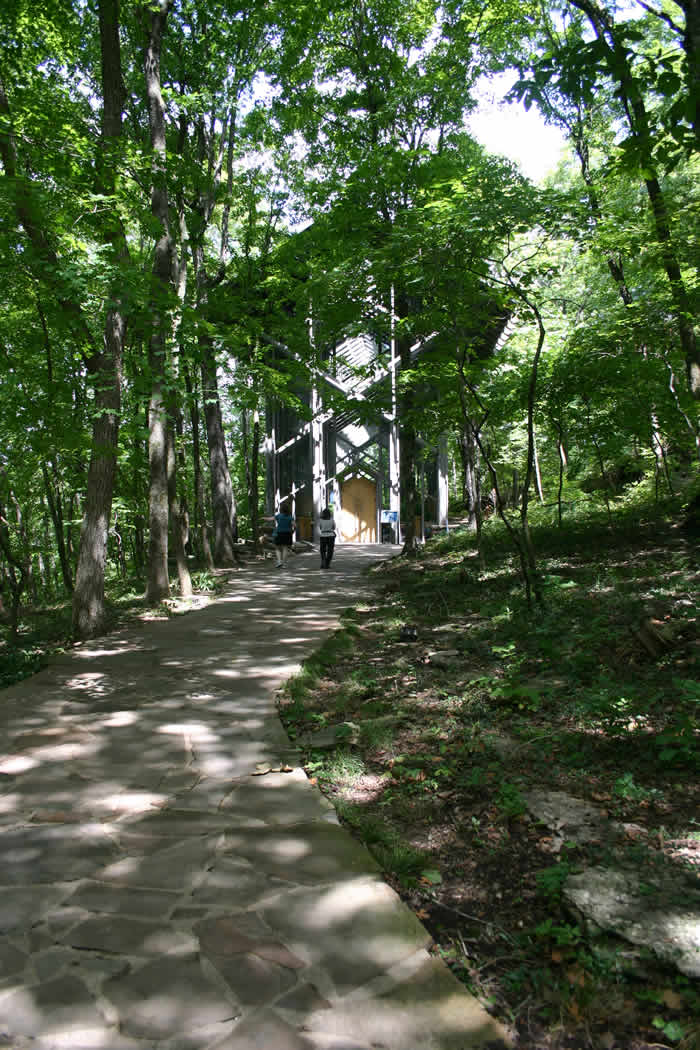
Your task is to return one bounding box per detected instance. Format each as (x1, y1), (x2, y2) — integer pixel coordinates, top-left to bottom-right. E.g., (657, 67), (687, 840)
(273, 508), (294, 568)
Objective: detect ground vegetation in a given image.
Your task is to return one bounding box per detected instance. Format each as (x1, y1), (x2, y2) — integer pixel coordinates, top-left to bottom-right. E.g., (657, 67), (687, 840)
(278, 485), (700, 1050)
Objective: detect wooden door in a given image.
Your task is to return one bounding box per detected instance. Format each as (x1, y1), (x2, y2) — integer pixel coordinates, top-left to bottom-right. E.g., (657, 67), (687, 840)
(338, 478), (376, 542)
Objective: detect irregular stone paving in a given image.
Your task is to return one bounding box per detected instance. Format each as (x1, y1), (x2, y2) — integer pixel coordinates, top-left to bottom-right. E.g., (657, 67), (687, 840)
(0, 545), (512, 1050)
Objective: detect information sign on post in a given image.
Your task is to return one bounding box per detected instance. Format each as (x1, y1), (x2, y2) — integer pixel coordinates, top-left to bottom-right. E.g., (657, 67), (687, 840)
(380, 509), (398, 543)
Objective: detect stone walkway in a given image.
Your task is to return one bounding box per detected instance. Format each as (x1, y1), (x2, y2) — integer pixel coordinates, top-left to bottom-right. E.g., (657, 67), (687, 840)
(0, 545), (511, 1050)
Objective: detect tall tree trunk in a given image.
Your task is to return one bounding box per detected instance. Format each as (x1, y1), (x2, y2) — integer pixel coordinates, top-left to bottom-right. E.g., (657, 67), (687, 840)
(662, 350), (700, 460)
(41, 461), (73, 593)
(585, 401), (614, 525)
(144, 0), (173, 605)
(184, 365), (214, 569)
(398, 360), (419, 553)
(200, 336), (238, 565)
(455, 348), (487, 568)
(251, 411), (261, 549)
(242, 403), (262, 549)
(555, 420), (567, 528)
(1, 5), (127, 639)
(395, 291), (419, 555)
(167, 208), (193, 597)
(567, 109), (634, 305)
(685, 0), (700, 150)
(571, 112), (700, 455)
(175, 406), (192, 556)
(187, 106), (239, 568)
(642, 171), (699, 397)
(533, 426), (545, 503)
(568, 0), (700, 399)
(519, 304), (545, 605)
(0, 488), (30, 645)
(167, 418), (192, 596)
(461, 420), (481, 529)
(147, 374), (170, 603)
(457, 434), (469, 507)
(72, 326), (123, 636)
(72, 0), (128, 638)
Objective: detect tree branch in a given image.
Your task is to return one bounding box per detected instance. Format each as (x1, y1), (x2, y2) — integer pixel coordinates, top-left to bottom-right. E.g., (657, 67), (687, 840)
(633, 0), (684, 35)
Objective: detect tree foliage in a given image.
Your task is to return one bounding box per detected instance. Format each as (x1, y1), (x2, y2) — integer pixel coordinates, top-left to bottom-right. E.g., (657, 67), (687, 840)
(0, 0), (697, 637)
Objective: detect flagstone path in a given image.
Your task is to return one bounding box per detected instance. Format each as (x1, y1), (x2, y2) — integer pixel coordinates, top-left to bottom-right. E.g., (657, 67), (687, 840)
(0, 545), (512, 1050)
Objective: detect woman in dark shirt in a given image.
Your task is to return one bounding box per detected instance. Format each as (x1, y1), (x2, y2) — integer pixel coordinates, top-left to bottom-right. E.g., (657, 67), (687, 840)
(273, 509), (294, 568)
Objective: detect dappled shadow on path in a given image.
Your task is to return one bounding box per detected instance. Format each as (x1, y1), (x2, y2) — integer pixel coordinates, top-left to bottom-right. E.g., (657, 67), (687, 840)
(0, 544), (510, 1049)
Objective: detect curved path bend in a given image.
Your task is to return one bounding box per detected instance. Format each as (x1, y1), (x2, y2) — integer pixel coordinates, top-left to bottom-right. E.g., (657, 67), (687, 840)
(0, 544), (511, 1050)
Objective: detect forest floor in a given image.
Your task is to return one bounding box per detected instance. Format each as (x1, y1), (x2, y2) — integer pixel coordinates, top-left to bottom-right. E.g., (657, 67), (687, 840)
(277, 506), (700, 1050)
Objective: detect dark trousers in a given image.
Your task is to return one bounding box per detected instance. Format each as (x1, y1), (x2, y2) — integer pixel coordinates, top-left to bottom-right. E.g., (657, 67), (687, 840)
(320, 536), (335, 567)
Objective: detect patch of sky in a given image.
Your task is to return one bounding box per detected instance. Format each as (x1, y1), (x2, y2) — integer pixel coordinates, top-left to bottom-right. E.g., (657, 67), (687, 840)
(466, 71), (568, 184)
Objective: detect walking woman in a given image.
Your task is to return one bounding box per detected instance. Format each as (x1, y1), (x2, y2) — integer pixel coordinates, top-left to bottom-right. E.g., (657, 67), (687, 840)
(319, 507), (336, 569)
(273, 507), (294, 568)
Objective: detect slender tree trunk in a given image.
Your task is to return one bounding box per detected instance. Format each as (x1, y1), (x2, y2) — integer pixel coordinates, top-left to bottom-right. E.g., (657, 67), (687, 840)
(555, 423), (567, 528)
(167, 215), (193, 598)
(585, 402), (614, 525)
(650, 415), (674, 496)
(0, 489), (29, 645)
(663, 351), (700, 460)
(681, 0), (700, 150)
(568, 0), (700, 398)
(184, 365), (214, 569)
(144, 0), (173, 605)
(457, 434), (469, 507)
(242, 402), (262, 550)
(533, 426), (544, 503)
(573, 116), (700, 456)
(167, 418), (192, 596)
(455, 349), (486, 568)
(242, 408), (252, 543)
(37, 306), (73, 594)
(72, 0), (128, 638)
(72, 342), (123, 635)
(569, 118), (633, 306)
(396, 312), (419, 554)
(187, 106), (239, 569)
(41, 461), (73, 593)
(511, 469), (520, 509)
(147, 375), (170, 603)
(131, 403), (147, 575)
(468, 433), (485, 572)
(642, 172), (700, 397)
(461, 422), (480, 528)
(398, 409), (419, 554)
(2, 3), (127, 639)
(467, 271), (546, 606)
(175, 406), (192, 556)
(519, 308), (545, 605)
(251, 411), (260, 548)
(200, 336), (238, 565)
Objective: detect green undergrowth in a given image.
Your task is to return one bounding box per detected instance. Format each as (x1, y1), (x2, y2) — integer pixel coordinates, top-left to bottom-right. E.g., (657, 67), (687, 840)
(278, 493), (700, 1050)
